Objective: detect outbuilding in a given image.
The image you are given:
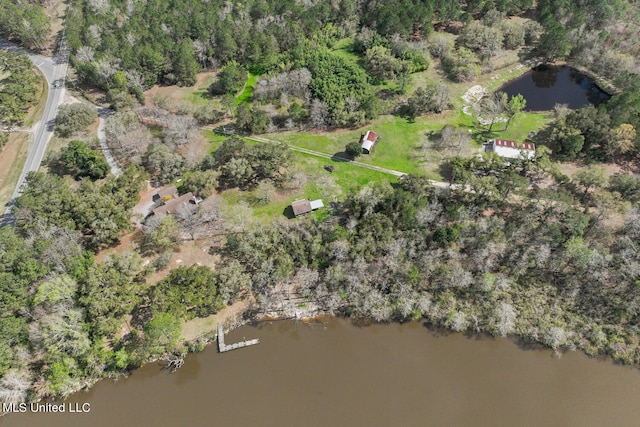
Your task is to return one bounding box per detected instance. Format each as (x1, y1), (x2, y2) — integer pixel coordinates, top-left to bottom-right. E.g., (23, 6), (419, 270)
(360, 130), (379, 154)
(486, 139), (535, 160)
(290, 199), (324, 216)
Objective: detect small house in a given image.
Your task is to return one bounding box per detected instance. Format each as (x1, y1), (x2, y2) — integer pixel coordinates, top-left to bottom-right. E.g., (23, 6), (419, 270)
(360, 130), (379, 154)
(152, 192), (199, 218)
(290, 199), (324, 217)
(486, 139), (535, 160)
(152, 185), (179, 203)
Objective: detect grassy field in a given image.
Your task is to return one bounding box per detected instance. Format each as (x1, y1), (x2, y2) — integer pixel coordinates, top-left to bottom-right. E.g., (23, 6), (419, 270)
(0, 133), (29, 215)
(214, 142), (396, 222)
(23, 68), (48, 127)
(263, 108), (547, 180)
(236, 73), (258, 104)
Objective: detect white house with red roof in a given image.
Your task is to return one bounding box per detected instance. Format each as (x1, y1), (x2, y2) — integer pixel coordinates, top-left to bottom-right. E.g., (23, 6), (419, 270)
(486, 139), (535, 160)
(360, 130), (379, 154)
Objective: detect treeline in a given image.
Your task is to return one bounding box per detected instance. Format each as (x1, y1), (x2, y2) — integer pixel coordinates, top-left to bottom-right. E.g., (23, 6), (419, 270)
(66, 0), (536, 90)
(542, 101), (639, 163)
(14, 166), (146, 249)
(0, 51), (40, 126)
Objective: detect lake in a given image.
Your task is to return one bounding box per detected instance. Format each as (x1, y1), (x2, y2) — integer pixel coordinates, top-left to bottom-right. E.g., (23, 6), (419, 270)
(501, 65), (611, 111)
(3, 318), (640, 427)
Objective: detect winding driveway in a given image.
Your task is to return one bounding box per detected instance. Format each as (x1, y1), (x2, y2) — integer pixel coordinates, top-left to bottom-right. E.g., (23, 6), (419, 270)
(0, 37), (69, 227)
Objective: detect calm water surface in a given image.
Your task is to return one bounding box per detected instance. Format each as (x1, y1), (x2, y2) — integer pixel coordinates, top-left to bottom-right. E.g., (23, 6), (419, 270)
(501, 65), (610, 110)
(3, 318), (640, 427)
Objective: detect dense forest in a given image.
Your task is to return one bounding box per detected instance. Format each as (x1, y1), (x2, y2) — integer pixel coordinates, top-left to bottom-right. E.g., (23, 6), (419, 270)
(0, 51), (40, 127)
(0, 0), (50, 50)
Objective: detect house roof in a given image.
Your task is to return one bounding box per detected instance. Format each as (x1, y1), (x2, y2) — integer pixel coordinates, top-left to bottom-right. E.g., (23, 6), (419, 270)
(153, 192), (196, 217)
(291, 199), (312, 216)
(488, 139), (536, 160)
(361, 130), (378, 152)
(309, 199), (324, 210)
(364, 130), (378, 142)
(492, 139), (535, 151)
(153, 185), (179, 201)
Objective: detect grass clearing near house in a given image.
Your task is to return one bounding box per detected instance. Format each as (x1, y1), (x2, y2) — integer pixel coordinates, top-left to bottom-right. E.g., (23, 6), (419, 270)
(265, 113), (475, 179)
(146, 71), (216, 106)
(470, 111), (552, 145)
(332, 37), (361, 63)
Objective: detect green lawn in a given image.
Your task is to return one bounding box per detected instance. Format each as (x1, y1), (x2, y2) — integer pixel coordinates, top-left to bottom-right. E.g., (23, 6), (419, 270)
(217, 148), (396, 222)
(265, 113), (475, 178)
(236, 73), (258, 104)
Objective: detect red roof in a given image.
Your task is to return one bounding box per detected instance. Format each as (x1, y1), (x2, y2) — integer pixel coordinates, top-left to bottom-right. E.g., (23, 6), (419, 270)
(493, 139), (535, 151)
(365, 131), (378, 142)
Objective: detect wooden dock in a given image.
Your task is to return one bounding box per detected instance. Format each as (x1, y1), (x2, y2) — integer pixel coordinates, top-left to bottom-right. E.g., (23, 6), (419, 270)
(217, 324), (259, 353)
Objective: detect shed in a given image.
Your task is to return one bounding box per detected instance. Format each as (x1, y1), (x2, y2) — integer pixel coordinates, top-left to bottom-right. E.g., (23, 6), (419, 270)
(290, 199), (324, 217)
(360, 130), (379, 154)
(486, 139), (535, 160)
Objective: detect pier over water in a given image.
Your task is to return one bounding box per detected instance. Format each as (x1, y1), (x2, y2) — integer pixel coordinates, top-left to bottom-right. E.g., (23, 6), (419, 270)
(217, 324), (259, 353)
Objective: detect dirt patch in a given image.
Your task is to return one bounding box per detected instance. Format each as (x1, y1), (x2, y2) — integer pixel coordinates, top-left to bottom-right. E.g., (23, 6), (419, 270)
(145, 71), (216, 105)
(181, 297), (254, 341)
(558, 161), (625, 179)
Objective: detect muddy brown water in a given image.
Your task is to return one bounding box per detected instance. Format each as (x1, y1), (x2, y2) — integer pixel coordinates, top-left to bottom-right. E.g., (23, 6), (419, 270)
(3, 318), (640, 427)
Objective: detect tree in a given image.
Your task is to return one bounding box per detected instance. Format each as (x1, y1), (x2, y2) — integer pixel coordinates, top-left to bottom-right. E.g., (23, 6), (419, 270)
(404, 83), (451, 119)
(143, 215), (180, 253)
(549, 119), (585, 160)
(363, 46), (402, 80)
(457, 22), (504, 60)
(574, 166), (605, 202)
(150, 265), (224, 319)
(439, 125), (471, 155)
(478, 91), (507, 132)
(345, 141), (362, 158)
(500, 21), (525, 50)
(210, 61), (248, 96)
(143, 312), (181, 356)
(80, 253), (142, 336)
(236, 103), (270, 134)
(144, 143), (186, 184)
(60, 140), (110, 180)
(504, 94), (526, 131)
(181, 170), (218, 198)
(442, 47), (480, 82)
(607, 124), (636, 160)
(172, 39), (199, 86)
(537, 20), (571, 60)
(608, 174), (640, 202)
(253, 181), (276, 205)
(54, 104), (98, 138)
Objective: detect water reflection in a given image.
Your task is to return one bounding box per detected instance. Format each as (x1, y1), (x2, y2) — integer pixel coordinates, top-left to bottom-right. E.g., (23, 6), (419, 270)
(501, 65), (610, 111)
(531, 64), (560, 88)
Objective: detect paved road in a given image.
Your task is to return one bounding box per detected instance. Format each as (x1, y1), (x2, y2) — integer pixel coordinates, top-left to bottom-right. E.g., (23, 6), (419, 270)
(97, 108), (121, 177)
(0, 38), (69, 227)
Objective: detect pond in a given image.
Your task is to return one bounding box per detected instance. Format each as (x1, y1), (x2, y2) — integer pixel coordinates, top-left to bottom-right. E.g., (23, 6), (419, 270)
(500, 65), (611, 111)
(4, 319), (640, 427)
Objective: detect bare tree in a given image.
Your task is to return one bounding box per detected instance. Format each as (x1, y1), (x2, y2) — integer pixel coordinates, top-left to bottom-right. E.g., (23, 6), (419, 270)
(310, 99), (330, 129)
(0, 370), (32, 404)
